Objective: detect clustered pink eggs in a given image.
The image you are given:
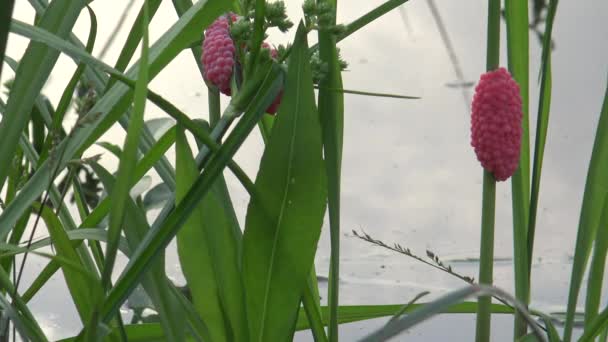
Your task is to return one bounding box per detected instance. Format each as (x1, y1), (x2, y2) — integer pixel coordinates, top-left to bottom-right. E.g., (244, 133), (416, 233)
(201, 13), (282, 115)
(471, 67), (523, 181)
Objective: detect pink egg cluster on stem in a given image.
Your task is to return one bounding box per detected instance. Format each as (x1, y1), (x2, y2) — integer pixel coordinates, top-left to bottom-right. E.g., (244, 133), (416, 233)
(470, 67), (523, 181)
(202, 13), (238, 95)
(201, 14), (283, 115)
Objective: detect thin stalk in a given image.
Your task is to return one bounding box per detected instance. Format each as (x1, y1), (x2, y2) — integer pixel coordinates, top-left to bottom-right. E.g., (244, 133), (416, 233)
(475, 0), (500, 340)
(208, 87), (221, 128)
(475, 171), (497, 342)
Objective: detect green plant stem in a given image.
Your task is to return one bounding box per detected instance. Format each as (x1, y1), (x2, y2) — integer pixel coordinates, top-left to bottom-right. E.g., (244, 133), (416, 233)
(208, 87), (221, 128)
(475, 171), (496, 342)
(475, 1), (500, 340)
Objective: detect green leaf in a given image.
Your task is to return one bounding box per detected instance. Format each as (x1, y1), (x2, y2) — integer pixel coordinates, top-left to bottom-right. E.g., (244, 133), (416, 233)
(562, 69), (608, 342)
(100, 63), (283, 324)
(316, 1), (345, 340)
(242, 23), (326, 342)
(143, 183), (172, 211)
(505, 1), (531, 337)
(0, 0), (84, 189)
(57, 323), (165, 342)
(527, 0), (556, 274)
(35, 204), (101, 322)
(175, 126), (228, 342)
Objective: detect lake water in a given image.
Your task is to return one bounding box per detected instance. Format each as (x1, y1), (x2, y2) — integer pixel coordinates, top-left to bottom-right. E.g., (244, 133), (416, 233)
(3, 0), (608, 340)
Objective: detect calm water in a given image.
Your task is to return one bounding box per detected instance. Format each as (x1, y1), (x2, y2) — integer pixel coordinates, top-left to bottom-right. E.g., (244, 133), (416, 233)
(3, 0), (608, 340)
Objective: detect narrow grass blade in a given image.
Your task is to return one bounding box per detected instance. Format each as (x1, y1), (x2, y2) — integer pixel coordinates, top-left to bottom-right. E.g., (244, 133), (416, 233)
(101, 1), (150, 290)
(562, 75), (608, 342)
(316, 2), (345, 341)
(0, 0), (84, 189)
(107, 0), (162, 90)
(242, 23), (326, 342)
(175, 126), (229, 342)
(245, 0), (266, 80)
(527, 0), (558, 271)
(0, 0), (14, 79)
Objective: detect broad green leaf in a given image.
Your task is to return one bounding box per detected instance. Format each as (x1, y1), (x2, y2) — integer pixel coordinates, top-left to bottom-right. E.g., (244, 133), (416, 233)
(0, 0), (232, 239)
(36, 204), (101, 322)
(178, 122), (247, 340)
(242, 23), (326, 342)
(0, 0), (84, 189)
(505, 0), (531, 338)
(175, 126), (228, 342)
(100, 63), (284, 324)
(563, 62), (608, 342)
(316, 1), (345, 340)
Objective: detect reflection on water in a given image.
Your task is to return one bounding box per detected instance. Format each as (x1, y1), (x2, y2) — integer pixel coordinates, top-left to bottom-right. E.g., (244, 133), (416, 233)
(3, 0), (608, 340)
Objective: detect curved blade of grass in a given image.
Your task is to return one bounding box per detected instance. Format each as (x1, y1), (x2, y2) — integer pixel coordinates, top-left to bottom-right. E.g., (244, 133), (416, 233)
(101, 1), (150, 291)
(92, 162), (186, 342)
(58, 323), (165, 342)
(0, 0), (84, 190)
(316, 2), (345, 341)
(242, 23), (326, 342)
(562, 75), (608, 342)
(337, 0), (411, 46)
(361, 285), (544, 342)
(100, 63), (284, 324)
(295, 301), (514, 331)
(505, 0), (531, 338)
(0, 0), (231, 238)
(315, 87), (419, 100)
(0, 0), (14, 79)
(175, 126), (229, 342)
